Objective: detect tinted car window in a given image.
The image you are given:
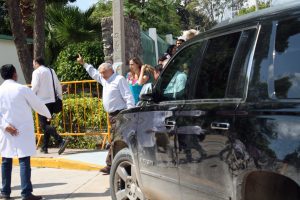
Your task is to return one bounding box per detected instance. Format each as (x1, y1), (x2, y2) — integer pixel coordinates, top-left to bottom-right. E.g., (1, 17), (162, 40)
(274, 17), (300, 99)
(156, 42), (203, 101)
(194, 32), (241, 99)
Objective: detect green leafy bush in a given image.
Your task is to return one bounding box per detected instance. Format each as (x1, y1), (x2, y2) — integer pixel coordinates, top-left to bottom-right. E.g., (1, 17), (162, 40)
(53, 96), (107, 133)
(62, 136), (104, 149)
(238, 2), (270, 16)
(47, 135), (104, 149)
(49, 96), (108, 149)
(55, 41), (104, 81)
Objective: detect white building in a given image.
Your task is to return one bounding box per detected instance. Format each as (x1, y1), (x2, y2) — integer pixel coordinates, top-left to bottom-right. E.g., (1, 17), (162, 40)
(0, 34), (26, 84)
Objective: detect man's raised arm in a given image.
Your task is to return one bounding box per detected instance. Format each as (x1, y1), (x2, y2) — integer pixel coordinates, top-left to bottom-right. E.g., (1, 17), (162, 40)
(77, 54), (103, 85)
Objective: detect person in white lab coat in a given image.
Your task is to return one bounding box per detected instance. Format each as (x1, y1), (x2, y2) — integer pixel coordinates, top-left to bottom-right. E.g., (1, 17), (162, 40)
(0, 64), (51, 200)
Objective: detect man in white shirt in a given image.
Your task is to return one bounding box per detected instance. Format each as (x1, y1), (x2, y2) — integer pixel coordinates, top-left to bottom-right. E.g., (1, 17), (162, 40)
(0, 64), (51, 200)
(77, 54), (134, 174)
(31, 57), (68, 155)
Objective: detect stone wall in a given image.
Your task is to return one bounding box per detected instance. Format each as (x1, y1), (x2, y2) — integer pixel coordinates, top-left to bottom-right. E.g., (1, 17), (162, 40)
(100, 17), (113, 62)
(101, 17), (142, 66)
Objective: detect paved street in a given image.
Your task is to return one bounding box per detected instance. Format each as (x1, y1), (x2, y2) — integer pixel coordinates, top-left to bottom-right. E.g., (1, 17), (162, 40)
(1, 166), (111, 200)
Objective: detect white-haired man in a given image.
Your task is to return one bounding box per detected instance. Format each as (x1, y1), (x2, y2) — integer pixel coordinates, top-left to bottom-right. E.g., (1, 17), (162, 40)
(77, 55), (135, 174)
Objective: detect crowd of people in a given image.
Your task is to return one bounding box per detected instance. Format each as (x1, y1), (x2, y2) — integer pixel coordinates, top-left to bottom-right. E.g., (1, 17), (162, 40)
(76, 33), (198, 174)
(0, 29), (199, 199)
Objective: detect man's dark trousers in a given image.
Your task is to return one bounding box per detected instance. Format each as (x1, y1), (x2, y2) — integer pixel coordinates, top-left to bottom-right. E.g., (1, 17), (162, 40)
(105, 110), (123, 167)
(38, 103), (63, 151)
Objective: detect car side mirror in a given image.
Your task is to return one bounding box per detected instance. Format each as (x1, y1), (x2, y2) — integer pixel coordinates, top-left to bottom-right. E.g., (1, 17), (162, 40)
(140, 93), (154, 102)
(139, 83), (153, 97)
(140, 82), (154, 101)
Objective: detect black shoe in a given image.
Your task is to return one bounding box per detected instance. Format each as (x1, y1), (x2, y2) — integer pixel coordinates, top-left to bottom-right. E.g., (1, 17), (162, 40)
(0, 194), (13, 200)
(58, 139), (69, 155)
(40, 148), (48, 154)
(105, 143), (111, 150)
(100, 166), (111, 174)
(22, 194), (42, 200)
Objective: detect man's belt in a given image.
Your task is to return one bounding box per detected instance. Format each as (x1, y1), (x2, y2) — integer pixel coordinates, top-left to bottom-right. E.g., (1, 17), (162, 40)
(109, 109), (122, 117)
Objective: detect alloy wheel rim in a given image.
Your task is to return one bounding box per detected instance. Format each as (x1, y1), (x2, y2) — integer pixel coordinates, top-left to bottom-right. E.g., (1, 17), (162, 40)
(114, 161), (144, 200)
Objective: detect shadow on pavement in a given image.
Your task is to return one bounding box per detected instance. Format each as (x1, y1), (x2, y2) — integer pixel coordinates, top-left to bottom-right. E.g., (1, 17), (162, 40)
(43, 190), (110, 199)
(12, 182), (67, 190)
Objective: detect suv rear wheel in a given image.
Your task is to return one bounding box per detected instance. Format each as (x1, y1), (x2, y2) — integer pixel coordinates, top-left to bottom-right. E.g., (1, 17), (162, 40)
(110, 148), (145, 200)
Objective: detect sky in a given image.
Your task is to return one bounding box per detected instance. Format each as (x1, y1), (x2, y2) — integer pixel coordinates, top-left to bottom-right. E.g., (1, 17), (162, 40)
(68, 0), (99, 11)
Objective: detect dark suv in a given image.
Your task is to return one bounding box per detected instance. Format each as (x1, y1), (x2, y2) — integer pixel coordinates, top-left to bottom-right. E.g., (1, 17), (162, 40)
(109, 2), (300, 200)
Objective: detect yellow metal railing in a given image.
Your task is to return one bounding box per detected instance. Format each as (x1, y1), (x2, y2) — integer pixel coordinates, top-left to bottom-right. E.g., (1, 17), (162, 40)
(34, 80), (111, 149)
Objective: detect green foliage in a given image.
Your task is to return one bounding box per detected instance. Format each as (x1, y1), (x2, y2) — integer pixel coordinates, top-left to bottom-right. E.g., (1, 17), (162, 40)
(53, 96), (107, 133)
(238, 6), (256, 15)
(46, 0), (76, 4)
(63, 135), (104, 149)
(238, 2), (271, 16)
(176, 0), (215, 31)
(124, 0), (181, 35)
(45, 4), (101, 65)
(0, 1), (11, 35)
(36, 96), (107, 150)
(46, 5), (100, 45)
(196, 0), (232, 22)
(95, 0), (181, 35)
(51, 96), (108, 149)
(55, 41), (104, 81)
(90, 0), (113, 23)
(47, 135), (103, 149)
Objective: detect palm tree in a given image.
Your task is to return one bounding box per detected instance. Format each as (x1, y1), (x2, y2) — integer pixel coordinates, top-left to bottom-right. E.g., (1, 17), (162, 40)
(33, 0), (77, 60)
(5, 0), (76, 82)
(45, 5), (101, 64)
(20, 0), (34, 38)
(34, 0), (46, 58)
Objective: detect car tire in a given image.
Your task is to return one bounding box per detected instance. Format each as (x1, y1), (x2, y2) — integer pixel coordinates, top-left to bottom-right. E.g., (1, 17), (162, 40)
(110, 148), (145, 200)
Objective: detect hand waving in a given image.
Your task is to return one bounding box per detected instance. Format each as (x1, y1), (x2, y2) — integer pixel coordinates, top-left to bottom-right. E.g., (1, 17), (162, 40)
(77, 53), (84, 65)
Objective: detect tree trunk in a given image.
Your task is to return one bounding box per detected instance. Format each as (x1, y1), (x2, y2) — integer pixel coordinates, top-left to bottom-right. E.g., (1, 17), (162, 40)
(20, 0), (34, 38)
(33, 0), (45, 59)
(6, 0), (33, 83)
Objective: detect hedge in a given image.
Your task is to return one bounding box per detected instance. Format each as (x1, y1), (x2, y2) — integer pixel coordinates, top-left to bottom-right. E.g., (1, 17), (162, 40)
(55, 41), (104, 81)
(38, 96), (108, 149)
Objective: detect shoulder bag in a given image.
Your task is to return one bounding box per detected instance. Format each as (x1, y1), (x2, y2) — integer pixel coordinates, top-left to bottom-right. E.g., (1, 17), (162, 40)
(49, 68), (63, 113)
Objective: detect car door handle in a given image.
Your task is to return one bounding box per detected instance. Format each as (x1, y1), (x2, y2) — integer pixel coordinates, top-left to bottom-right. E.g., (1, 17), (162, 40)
(211, 122), (230, 130)
(165, 119), (176, 128)
(175, 110), (206, 117)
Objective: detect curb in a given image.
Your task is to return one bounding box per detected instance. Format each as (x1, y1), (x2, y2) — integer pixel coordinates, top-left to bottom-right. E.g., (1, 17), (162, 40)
(0, 157), (104, 171)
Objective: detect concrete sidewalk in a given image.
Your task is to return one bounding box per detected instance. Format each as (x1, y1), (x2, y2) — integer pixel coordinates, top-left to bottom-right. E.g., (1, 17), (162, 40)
(6, 148), (108, 171)
(0, 148), (112, 199)
(1, 166), (111, 200)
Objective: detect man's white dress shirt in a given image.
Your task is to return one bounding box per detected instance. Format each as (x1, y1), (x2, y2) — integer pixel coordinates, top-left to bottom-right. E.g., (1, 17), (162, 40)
(0, 80), (51, 158)
(83, 63), (135, 113)
(31, 65), (62, 104)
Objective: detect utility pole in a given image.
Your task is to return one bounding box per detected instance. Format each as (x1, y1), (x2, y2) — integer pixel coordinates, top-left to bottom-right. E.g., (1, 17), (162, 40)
(255, 0), (259, 11)
(112, 0), (126, 76)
